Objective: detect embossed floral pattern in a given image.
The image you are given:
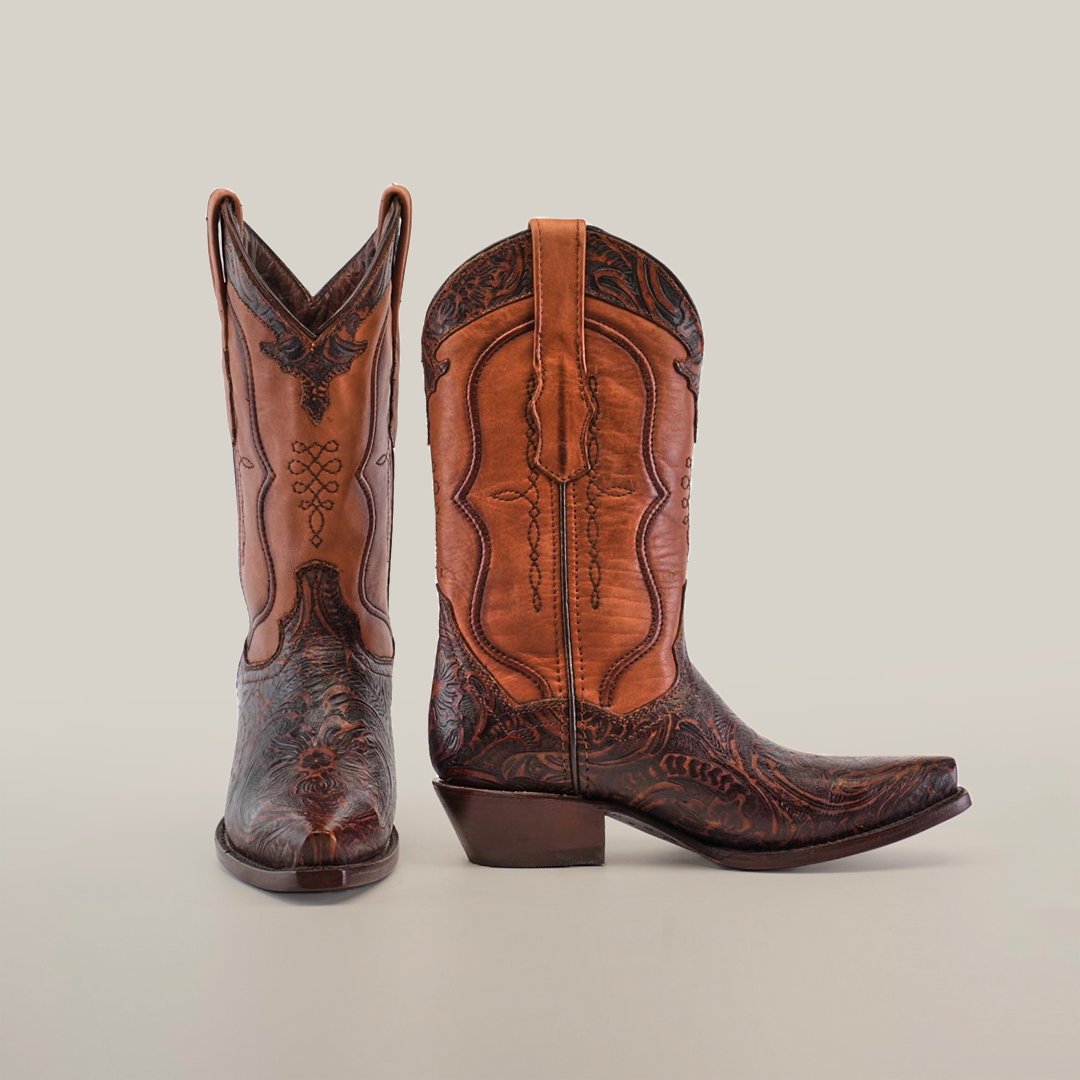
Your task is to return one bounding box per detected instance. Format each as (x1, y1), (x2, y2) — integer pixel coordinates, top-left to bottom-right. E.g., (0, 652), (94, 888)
(260, 322), (368, 424)
(430, 590), (957, 851)
(421, 227), (704, 399)
(429, 591), (571, 792)
(225, 565), (395, 869)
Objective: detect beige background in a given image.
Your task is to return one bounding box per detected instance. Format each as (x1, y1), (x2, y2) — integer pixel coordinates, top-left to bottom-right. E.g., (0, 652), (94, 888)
(2, 2), (1077, 1078)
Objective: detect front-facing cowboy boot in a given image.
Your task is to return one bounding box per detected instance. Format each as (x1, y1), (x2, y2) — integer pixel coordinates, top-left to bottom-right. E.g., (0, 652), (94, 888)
(207, 185), (410, 891)
(423, 218), (970, 869)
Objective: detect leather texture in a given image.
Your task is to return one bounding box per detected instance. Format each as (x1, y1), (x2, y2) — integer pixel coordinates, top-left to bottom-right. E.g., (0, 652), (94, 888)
(528, 218), (593, 482)
(424, 219), (961, 851)
(208, 185), (410, 869)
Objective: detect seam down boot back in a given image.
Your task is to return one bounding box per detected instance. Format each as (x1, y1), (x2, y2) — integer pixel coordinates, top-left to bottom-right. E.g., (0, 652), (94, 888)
(207, 186), (411, 891)
(423, 217), (970, 869)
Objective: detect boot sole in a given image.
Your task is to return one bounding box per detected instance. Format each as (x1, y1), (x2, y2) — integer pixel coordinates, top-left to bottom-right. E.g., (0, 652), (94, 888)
(214, 820), (399, 892)
(433, 780), (971, 870)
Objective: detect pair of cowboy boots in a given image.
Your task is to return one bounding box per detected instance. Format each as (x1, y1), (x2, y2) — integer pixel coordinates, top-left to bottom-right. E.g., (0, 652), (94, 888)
(207, 187), (970, 892)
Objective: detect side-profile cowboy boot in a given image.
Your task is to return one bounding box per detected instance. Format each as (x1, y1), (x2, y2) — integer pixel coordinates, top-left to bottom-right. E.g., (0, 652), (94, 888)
(423, 218), (970, 869)
(207, 185), (411, 891)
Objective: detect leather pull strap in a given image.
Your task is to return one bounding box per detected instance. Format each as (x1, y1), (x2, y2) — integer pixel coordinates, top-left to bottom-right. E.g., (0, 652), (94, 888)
(378, 184), (412, 444)
(207, 187), (243, 443)
(528, 218), (593, 482)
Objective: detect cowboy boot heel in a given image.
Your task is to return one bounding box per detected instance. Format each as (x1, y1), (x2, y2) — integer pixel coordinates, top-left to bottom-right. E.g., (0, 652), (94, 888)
(433, 782), (605, 868)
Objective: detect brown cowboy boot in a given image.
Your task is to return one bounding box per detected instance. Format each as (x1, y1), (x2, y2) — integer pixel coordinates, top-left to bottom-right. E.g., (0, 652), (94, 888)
(207, 185), (410, 891)
(423, 218), (970, 869)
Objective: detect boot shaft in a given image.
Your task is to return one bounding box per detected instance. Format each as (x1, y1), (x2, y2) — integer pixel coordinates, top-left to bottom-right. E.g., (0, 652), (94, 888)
(208, 187), (411, 664)
(208, 187), (410, 885)
(423, 220), (703, 716)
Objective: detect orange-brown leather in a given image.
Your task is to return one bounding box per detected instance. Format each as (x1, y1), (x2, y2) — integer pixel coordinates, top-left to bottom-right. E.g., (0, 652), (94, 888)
(424, 222), (964, 852)
(208, 187), (411, 663)
(528, 218), (593, 482)
(424, 223), (700, 713)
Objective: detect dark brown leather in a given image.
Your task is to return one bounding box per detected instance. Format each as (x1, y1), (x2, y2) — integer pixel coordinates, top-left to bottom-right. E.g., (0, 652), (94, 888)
(424, 220), (962, 853)
(208, 186), (410, 870)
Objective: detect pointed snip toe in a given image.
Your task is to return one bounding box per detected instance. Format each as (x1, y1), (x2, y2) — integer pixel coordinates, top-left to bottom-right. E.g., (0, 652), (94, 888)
(216, 820), (399, 892)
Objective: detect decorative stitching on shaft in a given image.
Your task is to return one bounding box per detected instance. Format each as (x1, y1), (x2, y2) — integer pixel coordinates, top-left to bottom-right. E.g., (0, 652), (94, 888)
(489, 370), (543, 612)
(583, 373), (633, 611)
(458, 326), (551, 697)
(585, 374), (602, 609)
(288, 440), (342, 548)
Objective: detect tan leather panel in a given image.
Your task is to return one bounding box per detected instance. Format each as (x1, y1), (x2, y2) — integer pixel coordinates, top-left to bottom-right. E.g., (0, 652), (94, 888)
(564, 323), (661, 709)
(579, 298), (696, 711)
(230, 287), (395, 663)
(429, 297), (566, 702)
(528, 219), (593, 482)
(471, 327), (567, 698)
(424, 226), (698, 717)
(358, 326), (395, 642)
(226, 304), (272, 629)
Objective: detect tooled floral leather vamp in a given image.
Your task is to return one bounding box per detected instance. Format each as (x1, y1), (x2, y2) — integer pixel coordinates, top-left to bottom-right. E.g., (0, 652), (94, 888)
(576, 643), (958, 852)
(424, 216), (969, 869)
(430, 589), (957, 853)
(225, 564), (395, 869)
(208, 185), (410, 890)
